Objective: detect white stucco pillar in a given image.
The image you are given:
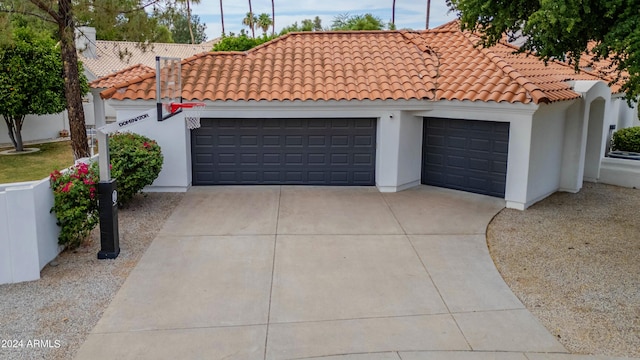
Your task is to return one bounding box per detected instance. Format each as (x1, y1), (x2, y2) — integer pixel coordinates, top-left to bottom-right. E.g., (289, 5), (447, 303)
(376, 111), (423, 192)
(504, 118), (533, 210)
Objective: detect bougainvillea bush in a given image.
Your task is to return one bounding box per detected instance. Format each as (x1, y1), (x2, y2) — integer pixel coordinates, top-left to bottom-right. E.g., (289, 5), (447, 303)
(109, 132), (163, 207)
(50, 132), (163, 248)
(50, 162), (99, 248)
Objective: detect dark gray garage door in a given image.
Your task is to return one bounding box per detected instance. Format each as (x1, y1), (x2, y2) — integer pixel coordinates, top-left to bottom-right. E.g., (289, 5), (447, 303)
(422, 117), (509, 197)
(192, 118), (376, 185)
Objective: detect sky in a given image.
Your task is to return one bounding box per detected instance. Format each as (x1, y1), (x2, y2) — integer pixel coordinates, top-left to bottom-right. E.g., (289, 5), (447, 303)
(190, 1), (459, 41)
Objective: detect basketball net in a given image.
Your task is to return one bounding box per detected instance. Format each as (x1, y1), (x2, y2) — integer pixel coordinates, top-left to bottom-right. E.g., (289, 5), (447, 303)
(184, 104), (204, 130)
(168, 102), (205, 130)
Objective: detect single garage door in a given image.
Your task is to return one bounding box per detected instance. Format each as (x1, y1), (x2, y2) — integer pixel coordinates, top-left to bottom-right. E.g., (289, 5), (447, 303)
(422, 117), (509, 197)
(192, 118), (376, 185)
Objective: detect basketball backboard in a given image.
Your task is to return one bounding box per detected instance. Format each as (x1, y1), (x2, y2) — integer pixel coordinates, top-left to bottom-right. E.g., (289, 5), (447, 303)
(156, 56), (182, 121)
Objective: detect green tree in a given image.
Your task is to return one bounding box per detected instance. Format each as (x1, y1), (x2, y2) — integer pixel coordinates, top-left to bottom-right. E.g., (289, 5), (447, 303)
(257, 13), (272, 36)
(242, 11), (257, 38)
(155, 5), (207, 44)
(176, 0), (201, 44)
(301, 18), (314, 32)
(0, 25), (88, 152)
(0, 0), (90, 158)
(279, 16), (322, 35)
(0, 0), (172, 158)
(331, 13), (388, 30)
(447, 0), (640, 101)
(212, 30), (274, 51)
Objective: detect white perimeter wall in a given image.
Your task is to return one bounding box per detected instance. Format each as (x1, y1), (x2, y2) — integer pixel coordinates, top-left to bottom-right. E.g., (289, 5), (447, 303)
(0, 102), (96, 146)
(0, 178), (62, 284)
(611, 96), (639, 130)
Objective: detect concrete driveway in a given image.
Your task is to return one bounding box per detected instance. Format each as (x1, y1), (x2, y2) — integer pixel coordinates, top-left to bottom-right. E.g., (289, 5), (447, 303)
(77, 185), (580, 360)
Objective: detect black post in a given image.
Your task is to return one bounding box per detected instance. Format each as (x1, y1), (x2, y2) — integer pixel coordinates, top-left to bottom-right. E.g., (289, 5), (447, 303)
(97, 179), (120, 259)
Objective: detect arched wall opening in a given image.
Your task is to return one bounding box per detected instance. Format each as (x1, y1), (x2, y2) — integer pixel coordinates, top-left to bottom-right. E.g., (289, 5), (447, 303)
(584, 98), (606, 181)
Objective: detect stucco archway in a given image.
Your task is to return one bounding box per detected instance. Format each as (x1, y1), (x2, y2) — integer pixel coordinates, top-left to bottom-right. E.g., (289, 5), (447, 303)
(584, 98), (607, 181)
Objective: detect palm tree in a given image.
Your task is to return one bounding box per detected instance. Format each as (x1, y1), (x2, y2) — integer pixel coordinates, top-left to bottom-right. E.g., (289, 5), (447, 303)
(219, 0), (225, 35)
(247, 0), (255, 38)
(257, 13), (273, 35)
(242, 12), (257, 38)
(391, 0), (396, 28)
(177, 0), (202, 44)
(271, 0), (275, 36)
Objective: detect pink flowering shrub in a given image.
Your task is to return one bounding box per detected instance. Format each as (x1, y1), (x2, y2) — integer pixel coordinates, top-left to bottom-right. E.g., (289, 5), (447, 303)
(50, 162), (99, 248)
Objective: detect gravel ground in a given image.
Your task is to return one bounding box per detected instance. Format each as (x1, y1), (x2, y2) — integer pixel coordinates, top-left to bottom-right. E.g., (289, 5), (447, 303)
(0, 192), (184, 360)
(488, 182), (640, 357)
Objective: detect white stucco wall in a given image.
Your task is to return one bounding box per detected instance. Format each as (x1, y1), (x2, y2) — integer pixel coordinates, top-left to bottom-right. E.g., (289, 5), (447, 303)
(416, 101), (537, 210)
(611, 96), (639, 130)
(376, 111), (423, 192)
(560, 81), (612, 191)
(0, 100), (96, 147)
(527, 102), (570, 206)
(0, 178), (62, 284)
(107, 97), (610, 211)
(0, 113), (68, 146)
(112, 102), (192, 191)
(109, 99), (436, 193)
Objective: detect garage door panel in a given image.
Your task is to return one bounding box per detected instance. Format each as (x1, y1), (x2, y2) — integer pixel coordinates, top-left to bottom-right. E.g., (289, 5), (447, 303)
(422, 117), (509, 197)
(262, 135), (280, 146)
(331, 153), (349, 164)
(285, 153), (303, 165)
(285, 136), (303, 146)
(308, 136), (326, 146)
(240, 119), (259, 128)
(192, 118), (376, 185)
(353, 153), (374, 165)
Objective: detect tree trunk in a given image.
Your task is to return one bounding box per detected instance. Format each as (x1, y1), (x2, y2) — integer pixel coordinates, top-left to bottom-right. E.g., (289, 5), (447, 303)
(220, 0), (225, 35)
(248, 0), (255, 38)
(186, 0), (195, 44)
(392, 0), (396, 27)
(14, 116), (24, 152)
(58, 0), (90, 160)
(271, 0), (275, 36)
(426, 0), (431, 29)
(3, 115), (18, 151)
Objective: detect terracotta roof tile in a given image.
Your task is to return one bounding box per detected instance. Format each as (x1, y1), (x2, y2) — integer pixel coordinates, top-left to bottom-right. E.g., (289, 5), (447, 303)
(578, 42), (625, 93)
(101, 23), (609, 104)
(89, 63), (153, 89)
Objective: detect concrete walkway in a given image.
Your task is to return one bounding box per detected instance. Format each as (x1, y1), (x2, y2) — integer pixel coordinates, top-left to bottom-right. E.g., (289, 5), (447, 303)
(75, 186), (632, 360)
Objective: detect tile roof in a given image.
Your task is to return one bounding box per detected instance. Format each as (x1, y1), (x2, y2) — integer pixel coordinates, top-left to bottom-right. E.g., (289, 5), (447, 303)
(579, 42), (624, 93)
(80, 40), (215, 79)
(89, 63), (154, 89)
(100, 22), (607, 104)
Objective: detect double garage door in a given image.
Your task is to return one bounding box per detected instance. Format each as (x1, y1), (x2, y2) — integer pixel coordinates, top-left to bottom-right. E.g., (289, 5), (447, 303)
(190, 116), (509, 198)
(422, 117), (509, 197)
(191, 118), (376, 185)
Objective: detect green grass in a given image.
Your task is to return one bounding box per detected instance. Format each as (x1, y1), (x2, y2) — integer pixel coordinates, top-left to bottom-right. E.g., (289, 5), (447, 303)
(0, 141), (75, 183)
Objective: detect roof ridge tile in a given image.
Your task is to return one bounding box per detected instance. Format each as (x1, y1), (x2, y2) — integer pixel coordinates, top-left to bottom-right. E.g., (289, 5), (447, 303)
(460, 33), (550, 104)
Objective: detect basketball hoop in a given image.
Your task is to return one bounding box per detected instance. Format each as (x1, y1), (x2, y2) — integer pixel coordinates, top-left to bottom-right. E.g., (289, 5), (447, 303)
(169, 102), (205, 129)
